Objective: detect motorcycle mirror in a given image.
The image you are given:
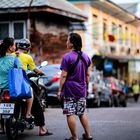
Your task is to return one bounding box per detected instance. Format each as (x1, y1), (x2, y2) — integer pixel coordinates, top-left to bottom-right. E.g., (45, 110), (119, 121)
(40, 61), (48, 67)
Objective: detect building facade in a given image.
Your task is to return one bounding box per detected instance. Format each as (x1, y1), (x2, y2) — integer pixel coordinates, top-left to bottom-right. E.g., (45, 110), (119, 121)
(68, 0), (140, 84)
(0, 0), (87, 64)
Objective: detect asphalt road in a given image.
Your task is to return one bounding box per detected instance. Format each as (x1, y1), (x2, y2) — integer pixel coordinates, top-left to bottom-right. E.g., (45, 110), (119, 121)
(1, 98), (140, 140)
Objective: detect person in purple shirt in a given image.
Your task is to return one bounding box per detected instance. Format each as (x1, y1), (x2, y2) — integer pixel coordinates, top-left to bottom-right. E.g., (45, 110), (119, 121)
(57, 33), (92, 140)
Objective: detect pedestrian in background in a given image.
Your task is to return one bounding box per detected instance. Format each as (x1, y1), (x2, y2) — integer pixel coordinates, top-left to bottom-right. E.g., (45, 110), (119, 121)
(122, 80), (129, 100)
(132, 79), (140, 102)
(57, 32), (92, 140)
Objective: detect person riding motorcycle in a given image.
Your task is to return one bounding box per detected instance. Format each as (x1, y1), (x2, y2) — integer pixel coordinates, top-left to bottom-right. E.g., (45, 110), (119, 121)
(0, 37), (34, 134)
(15, 39), (44, 74)
(15, 39), (52, 136)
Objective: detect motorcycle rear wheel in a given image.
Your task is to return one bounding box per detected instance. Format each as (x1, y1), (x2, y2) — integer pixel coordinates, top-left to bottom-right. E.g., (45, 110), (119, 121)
(6, 115), (18, 140)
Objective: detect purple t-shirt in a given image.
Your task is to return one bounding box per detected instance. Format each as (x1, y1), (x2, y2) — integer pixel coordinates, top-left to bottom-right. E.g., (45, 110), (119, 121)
(60, 50), (91, 98)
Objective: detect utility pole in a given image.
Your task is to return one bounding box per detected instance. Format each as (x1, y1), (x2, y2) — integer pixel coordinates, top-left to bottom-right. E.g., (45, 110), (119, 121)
(27, 0), (33, 39)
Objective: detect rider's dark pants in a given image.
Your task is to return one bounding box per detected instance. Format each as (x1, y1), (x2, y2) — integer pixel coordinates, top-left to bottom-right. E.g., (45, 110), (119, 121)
(31, 95), (45, 127)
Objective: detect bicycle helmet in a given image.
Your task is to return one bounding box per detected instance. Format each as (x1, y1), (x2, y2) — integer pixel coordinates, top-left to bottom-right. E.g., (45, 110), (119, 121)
(16, 39), (31, 50)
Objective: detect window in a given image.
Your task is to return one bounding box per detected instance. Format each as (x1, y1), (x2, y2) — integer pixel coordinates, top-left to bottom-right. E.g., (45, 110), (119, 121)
(0, 23), (9, 40)
(131, 33), (136, 47)
(93, 14), (99, 40)
(125, 27), (129, 45)
(118, 25), (123, 44)
(112, 22), (117, 41)
(14, 22), (24, 39)
(0, 21), (26, 40)
(103, 19), (107, 41)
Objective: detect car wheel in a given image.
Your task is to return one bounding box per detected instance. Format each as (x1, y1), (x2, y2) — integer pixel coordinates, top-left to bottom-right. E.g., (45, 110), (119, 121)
(95, 98), (100, 108)
(86, 99), (94, 108)
(107, 97), (113, 107)
(119, 95), (127, 107)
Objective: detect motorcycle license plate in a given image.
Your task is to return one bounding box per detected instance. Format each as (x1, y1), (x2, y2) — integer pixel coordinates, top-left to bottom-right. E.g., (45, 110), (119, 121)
(0, 103), (15, 114)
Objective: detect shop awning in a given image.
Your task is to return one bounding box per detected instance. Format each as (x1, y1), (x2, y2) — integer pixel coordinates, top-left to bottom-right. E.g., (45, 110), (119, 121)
(94, 54), (140, 62)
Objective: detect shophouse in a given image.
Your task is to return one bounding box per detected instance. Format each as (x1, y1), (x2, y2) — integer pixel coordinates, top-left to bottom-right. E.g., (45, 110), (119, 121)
(68, 0), (140, 84)
(0, 0), (87, 64)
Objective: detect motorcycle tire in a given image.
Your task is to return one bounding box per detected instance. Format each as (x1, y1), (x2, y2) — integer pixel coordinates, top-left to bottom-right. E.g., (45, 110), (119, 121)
(6, 115), (18, 140)
(119, 95), (127, 107)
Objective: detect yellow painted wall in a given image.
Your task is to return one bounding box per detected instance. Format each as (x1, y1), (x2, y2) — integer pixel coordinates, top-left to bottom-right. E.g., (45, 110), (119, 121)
(72, 2), (140, 83)
(73, 3), (140, 56)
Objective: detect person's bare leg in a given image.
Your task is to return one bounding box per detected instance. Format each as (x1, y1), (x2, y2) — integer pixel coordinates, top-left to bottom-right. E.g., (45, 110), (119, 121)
(67, 115), (79, 140)
(79, 114), (92, 138)
(26, 91), (34, 118)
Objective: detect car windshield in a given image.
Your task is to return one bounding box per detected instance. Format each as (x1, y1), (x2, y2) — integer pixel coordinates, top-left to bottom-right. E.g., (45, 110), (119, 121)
(40, 64), (61, 77)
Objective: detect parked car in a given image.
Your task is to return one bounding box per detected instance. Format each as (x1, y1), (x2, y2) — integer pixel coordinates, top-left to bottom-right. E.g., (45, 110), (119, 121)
(99, 79), (113, 107)
(86, 77), (100, 108)
(38, 64), (61, 106)
(87, 69), (113, 107)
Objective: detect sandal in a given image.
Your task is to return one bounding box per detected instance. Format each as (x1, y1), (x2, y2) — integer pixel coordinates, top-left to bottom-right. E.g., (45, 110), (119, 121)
(39, 130), (53, 136)
(82, 133), (93, 140)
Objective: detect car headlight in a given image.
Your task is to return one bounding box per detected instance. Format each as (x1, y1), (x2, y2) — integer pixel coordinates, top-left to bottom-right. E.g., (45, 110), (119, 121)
(87, 93), (94, 98)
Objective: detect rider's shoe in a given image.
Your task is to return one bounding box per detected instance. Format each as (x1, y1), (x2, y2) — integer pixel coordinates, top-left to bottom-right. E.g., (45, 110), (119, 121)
(25, 115), (34, 123)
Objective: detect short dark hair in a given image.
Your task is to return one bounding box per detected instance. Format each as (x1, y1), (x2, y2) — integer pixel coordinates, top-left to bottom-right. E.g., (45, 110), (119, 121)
(69, 32), (82, 51)
(0, 37), (14, 57)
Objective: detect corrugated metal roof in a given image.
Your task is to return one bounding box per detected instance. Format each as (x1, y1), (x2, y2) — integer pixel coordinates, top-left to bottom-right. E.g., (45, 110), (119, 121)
(119, 3), (138, 15)
(0, 0), (87, 20)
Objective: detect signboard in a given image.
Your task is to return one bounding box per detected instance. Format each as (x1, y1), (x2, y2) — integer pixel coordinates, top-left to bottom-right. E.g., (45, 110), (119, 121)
(104, 61), (113, 72)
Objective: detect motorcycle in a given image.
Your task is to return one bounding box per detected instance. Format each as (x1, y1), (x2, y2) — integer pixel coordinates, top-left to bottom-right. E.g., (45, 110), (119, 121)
(27, 61), (49, 111)
(0, 89), (34, 140)
(28, 72), (48, 111)
(0, 61), (48, 140)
